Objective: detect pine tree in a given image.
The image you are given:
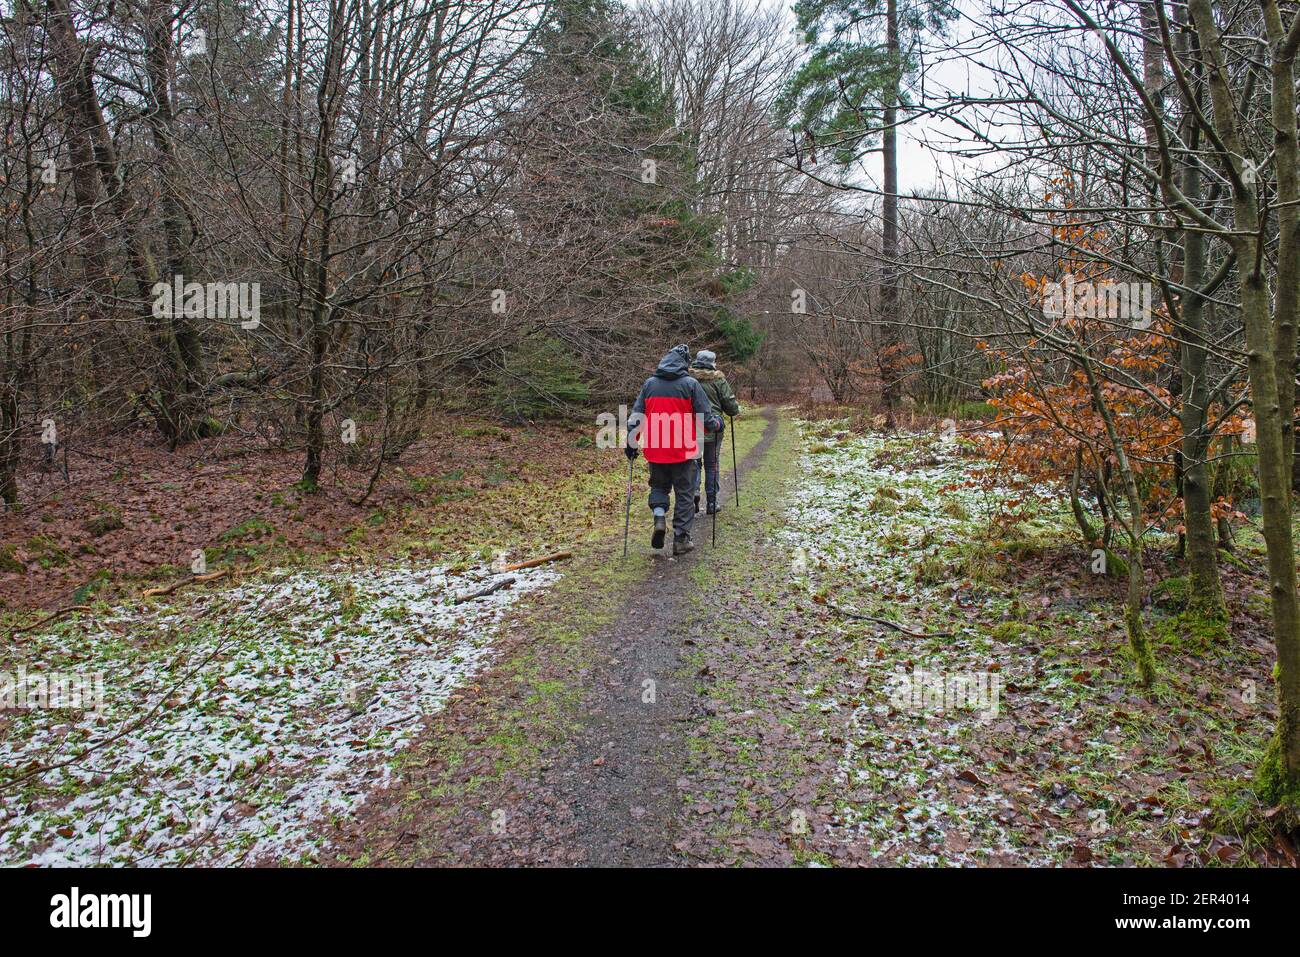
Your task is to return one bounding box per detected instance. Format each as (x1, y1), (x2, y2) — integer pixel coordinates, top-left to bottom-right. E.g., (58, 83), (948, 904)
(781, 0), (956, 407)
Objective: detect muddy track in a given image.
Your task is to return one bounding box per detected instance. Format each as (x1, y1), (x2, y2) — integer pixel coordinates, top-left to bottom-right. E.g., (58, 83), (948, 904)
(557, 406), (781, 866)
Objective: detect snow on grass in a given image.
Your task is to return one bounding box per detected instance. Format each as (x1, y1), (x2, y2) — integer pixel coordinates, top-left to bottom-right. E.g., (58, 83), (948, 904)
(782, 422), (1080, 865)
(1, 561), (558, 866)
(786, 425), (1057, 587)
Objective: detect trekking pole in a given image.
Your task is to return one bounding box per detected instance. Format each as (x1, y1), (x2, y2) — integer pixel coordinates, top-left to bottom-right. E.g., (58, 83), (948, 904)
(623, 458), (633, 558)
(712, 498), (717, 547)
(729, 415), (739, 507)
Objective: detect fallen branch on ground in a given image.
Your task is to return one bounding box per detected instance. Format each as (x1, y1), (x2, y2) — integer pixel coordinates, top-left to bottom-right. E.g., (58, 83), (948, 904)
(498, 551), (573, 572)
(6, 604), (93, 638)
(820, 598), (954, 638)
(142, 570), (229, 598)
(454, 576), (517, 604)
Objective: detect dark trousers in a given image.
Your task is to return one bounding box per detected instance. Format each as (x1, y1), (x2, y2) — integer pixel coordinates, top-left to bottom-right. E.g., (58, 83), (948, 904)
(693, 439), (721, 504)
(648, 459), (697, 537)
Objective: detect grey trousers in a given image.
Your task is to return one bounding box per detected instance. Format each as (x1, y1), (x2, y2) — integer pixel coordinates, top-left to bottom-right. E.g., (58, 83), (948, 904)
(692, 439), (721, 504)
(648, 459), (697, 537)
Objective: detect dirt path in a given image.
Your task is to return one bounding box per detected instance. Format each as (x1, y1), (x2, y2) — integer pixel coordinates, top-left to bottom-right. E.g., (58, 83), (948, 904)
(557, 407), (780, 865)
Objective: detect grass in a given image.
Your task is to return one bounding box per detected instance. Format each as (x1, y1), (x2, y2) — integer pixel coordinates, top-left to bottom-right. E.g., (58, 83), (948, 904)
(758, 416), (1287, 865)
(23, 535), (70, 569)
(676, 412), (857, 863)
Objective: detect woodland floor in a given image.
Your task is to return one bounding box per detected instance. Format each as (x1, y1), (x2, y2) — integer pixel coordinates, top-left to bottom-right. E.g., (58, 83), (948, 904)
(1, 405), (1296, 866)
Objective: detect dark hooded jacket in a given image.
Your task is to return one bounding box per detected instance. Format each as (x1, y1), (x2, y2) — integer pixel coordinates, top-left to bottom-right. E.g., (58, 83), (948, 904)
(628, 345), (721, 464)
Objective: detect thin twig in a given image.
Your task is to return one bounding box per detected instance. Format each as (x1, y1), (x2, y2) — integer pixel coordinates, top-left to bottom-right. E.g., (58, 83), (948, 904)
(141, 569), (229, 598)
(498, 551), (573, 572)
(5, 604), (93, 638)
(822, 599), (954, 638)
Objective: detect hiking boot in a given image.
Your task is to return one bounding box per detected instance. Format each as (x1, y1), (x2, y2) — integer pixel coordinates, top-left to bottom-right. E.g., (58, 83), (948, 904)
(706, 499), (722, 515)
(673, 534), (695, 555)
(651, 513), (667, 550)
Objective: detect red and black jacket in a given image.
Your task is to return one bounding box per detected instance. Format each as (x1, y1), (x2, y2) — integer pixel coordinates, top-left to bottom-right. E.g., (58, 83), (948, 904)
(627, 345), (721, 464)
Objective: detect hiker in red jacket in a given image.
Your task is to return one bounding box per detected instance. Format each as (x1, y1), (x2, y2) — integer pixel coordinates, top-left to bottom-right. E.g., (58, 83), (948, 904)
(625, 344), (722, 554)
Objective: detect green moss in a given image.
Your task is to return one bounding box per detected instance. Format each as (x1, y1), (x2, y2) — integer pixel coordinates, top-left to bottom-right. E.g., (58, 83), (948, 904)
(1123, 604), (1157, 689)
(1192, 609), (1230, 643)
(0, 543), (23, 574)
(220, 516), (275, 542)
(457, 424), (509, 440)
(1149, 576), (1229, 648)
(1254, 733), (1300, 808)
(1216, 548), (1251, 572)
(1099, 548), (1128, 579)
(1152, 608), (1229, 650)
(72, 570), (112, 603)
(83, 510), (125, 538)
(25, 535), (69, 568)
(1152, 575), (1189, 610)
(991, 621), (1035, 643)
(406, 474), (435, 494)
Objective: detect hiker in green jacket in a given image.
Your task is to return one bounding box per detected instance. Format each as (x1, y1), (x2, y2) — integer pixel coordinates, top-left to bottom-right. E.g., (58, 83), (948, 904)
(689, 350), (741, 514)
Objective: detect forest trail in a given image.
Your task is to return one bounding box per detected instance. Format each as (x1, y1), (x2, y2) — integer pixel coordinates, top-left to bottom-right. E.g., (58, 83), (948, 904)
(333, 408), (784, 866)
(7, 0), (1300, 880)
(497, 406), (780, 866)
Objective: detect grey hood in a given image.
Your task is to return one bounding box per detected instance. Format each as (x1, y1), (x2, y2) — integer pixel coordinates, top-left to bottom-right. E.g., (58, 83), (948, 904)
(653, 344), (691, 380)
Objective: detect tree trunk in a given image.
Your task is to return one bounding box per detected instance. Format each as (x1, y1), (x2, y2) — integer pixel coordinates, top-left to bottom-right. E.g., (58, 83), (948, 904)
(1081, 356), (1156, 687)
(879, 0), (901, 408)
(301, 0), (346, 488)
(46, 0), (191, 443)
(0, 384), (19, 506)
(1173, 75), (1224, 618)
(145, 0), (209, 442)
(1190, 0), (1300, 795)
(1069, 448), (1099, 544)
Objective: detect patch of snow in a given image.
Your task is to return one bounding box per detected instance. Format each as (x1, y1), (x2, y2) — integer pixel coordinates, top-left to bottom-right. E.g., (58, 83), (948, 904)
(1, 562), (558, 866)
